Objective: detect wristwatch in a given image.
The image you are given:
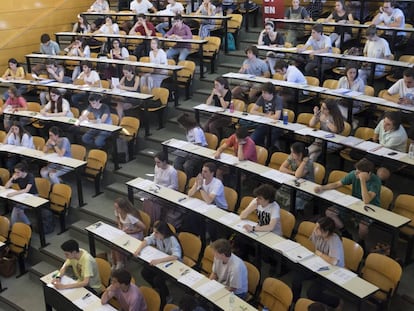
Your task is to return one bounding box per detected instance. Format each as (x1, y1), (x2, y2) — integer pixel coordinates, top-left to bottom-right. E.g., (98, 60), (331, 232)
(252, 226), (255, 232)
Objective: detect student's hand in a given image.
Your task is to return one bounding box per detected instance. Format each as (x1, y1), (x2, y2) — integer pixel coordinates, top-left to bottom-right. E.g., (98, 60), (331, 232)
(314, 186), (323, 193)
(133, 248), (141, 257)
(243, 224), (253, 232)
(315, 250), (322, 257)
(358, 172), (369, 182)
(313, 106), (320, 115)
(150, 258), (162, 266)
(213, 150), (221, 159)
(196, 173), (203, 187)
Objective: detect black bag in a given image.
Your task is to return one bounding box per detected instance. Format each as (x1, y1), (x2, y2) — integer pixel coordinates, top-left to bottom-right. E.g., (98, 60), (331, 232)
(161, 77), (176, 102)
(33, 209), (55, 234)
(0, 248), (16, 277)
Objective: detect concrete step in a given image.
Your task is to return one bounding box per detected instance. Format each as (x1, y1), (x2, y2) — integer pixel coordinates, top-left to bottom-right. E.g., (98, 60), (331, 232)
(29, 261), (59, 281)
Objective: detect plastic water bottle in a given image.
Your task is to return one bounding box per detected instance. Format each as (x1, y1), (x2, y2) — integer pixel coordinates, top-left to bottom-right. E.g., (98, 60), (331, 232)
(229, 101), (235, 113)
(409, 143), (414, 159)
(283, 110), (288, 125)
(229, 292), (236, 311)
(263, 307), (269, 311)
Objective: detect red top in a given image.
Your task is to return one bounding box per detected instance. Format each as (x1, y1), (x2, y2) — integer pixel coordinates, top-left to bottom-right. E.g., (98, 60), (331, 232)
(134, 22), (156, 36)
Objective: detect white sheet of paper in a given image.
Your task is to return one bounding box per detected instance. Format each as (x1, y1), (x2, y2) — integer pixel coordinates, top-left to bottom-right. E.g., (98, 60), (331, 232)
(356, 141), (381, 152)
(325, 268), (357, 285)
(73, 294), (96, 309)
(272, 239), (300, 253)
(318, 189), (344, 201)
(218, 213), (240, 225)
(218, 153), (239, 165)
(165, 139), (190, 149)
(340, 136), (364, 147)
(301, 255), (330, 272)
(181, 198), (212, 213)
(285, 245), (314, 262)
(195, 279), (225, 297)
(111, 77), (120, 88)
(139, 246), (167, 263)
(177, 269), (204, 287)
(335, 195), (360, 206)
(260, 170), (295, 183)
(92, 224), (125, 242)
(131, 178), (154, 190)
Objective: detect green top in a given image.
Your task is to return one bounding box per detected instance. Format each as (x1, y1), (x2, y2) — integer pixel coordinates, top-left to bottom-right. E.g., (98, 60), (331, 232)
(341, 170), (381, 207)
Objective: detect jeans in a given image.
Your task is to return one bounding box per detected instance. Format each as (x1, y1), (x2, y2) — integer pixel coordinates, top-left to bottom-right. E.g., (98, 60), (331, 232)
(40, 164), (69, 184)
(166, 47), (190, 61)
(82, 129), (111, 148)
(11, 205), (30, 225)
(251, 125), (283, 148)
(155, 22), (169, 35)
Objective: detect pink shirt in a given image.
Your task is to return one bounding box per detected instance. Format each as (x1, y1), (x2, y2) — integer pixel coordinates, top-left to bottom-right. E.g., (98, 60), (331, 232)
(4, 96), (27, 110)
(226, 134), (257, 162)
(101, 283), (147, 311)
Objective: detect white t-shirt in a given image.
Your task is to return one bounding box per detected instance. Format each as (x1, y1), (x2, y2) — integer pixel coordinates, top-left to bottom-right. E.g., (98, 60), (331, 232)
(305, 34), (331, 51)
(255, 200), (282, 236)
(43, 98), (71, 116)
(6, 133), (34, 149)
(388, 78), (414, 98)
(130, 0), (153, 13)
(285, 65), (306, 84)
(377, 8), (405, 36)
(99, 23), (120, 34)
(165, 2), (184, 14)
(78, 70), (101, 85)
(187, 127), (207, 146)
(154, 164), (178, 190)
(363, 38), (391, 73)
(114, 210), (144, 240)
(202, 177), (227, 209)
(212, 253), (248, 295)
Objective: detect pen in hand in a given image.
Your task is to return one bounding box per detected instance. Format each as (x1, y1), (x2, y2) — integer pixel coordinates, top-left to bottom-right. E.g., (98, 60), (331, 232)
(82, 293), (91, 300)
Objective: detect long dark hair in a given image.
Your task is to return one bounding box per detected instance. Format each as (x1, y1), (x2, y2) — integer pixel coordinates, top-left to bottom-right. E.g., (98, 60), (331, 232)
(323, 99), (345, 133)
(215, 77), (229, 90)
(153, 220), (183, 255)
(114, 197), (142, 220)
(177, 113), (199, 131)
(49, 88), (63, 113)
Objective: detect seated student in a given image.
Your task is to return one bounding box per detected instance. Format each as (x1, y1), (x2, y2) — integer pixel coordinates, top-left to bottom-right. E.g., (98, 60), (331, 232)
(130, 14), (156, 59)
(372, 111), (408, 181)
(2, 58), (25, 101)
(280, 142), (314, 211)
(275, 60), (306, 84)
(214, 126), (257, 163)
(134, 221), (182, 306)
(383, 68), (414, 138)
(52, 239), (103, 295)
(4, 122), (34, 171)
(72, 14), (91, 34)
(66, 36), (91, 81)
(249, 82), (284, 149)
(88, 0), (110, 13)
(113, 64), (140, 118)
(258, 22), (285, 47)
(155, 0), (185, 35)
(240, 184), (282, 235)
(94, 15), (120, 35)
(210, 239), (248, 299)
(40, 126), (72, 185)
(130, 0), (157, 14)
(292, 217), (344, 307)
(31, 33), (61, 76)
(0, 86), (28, 131)
(79, 93), (112, 149)
(165, 15), (193, 61)
(101, 269), (147, 310)
(188, 162), (228, 209)
(140, 38), (168, 94)
(71, 61), (101, 110)
(40, 88), (72, 117)
(143, 152), (179, 226)
(39, 59), (69, 105)
(4, 162), (37, 225)
(315, 158), (381, 248)
(232, 46), (270, 104)
(372, 0), (405, 43)
(195, 0), (218, 39)
(336, 62), (365, 127)
(325, 0), (354, 49)
(284, 0), (311, 46)
(112, 198), (146, 270)
(308, 99), (345, 161)
(297, 24), (333, 76)
(359, 25), (392, 83)
(203, 77), (232, 139)
(174, 113), (207, 178)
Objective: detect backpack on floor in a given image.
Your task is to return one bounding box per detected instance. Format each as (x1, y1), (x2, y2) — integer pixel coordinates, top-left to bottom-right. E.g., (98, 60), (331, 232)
(227, 33), (236, 51)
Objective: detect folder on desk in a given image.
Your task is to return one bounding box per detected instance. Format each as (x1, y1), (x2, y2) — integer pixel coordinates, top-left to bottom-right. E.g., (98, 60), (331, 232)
(283, 245), (314, 263)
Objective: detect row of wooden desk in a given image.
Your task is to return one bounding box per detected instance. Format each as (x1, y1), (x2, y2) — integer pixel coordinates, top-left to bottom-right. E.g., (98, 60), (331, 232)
(256, 45), (414, 85)
(221, 71), (414, 124)
(125, 177), (380, 309)
(79, 11), (232, 53)
(85, 221), (256, 311)
(54, 31), (209, 78)
(0, 78), (156, 137)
